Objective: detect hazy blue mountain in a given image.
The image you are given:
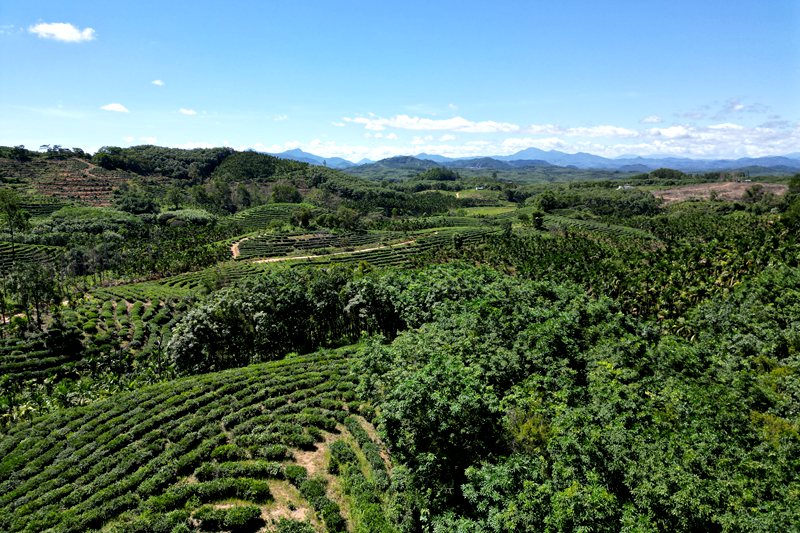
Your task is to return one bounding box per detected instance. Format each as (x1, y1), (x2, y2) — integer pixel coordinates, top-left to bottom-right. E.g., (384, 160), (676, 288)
(494, 147), (553, 161)
(271, 148), (356, 169)
(445, 157), (512, 170)
(355, 156), (440, 171)
(415, 153), (455, 163)
(341, 148), (800, 174)
(506, 159), (556, 168)
(490, 149), (800, 171)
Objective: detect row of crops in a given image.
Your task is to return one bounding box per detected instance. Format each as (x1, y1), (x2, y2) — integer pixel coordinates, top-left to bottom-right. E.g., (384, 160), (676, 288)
(542, 214), (656, 239)
(295, 227), (500, 269)
(0, 347), (376, 532)
(0, 242), (63, 274)
(228, 203), (316, 233)
(105, 226), (499, 298)
(0, 298), (179, 386)
(62, 295), (187, 358)
(236, 231), (394, 260)
(19, 200), (67, 218)
(0, 337), (80, 383)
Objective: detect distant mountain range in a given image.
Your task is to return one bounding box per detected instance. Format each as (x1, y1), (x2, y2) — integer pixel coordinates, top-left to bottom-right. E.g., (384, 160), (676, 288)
(268, 149), (357, 170)
(269, 147), (800, 173)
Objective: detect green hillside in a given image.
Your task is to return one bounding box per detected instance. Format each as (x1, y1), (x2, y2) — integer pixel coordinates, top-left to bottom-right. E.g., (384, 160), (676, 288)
(0, 145), (798, 531)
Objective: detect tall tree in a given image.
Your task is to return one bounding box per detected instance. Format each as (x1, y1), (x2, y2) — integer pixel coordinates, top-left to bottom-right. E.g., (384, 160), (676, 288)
(0, 189), (30, 263)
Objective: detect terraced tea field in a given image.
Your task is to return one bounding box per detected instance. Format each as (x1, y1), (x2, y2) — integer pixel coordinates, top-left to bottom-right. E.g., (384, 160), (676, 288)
(0, 242), (64, 274)
(229, 203), (318, 233)
(235, 231), (394, 260)
(0, 347), (386, 532)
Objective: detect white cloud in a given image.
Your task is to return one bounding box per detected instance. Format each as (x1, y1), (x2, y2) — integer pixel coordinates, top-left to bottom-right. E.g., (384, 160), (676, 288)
(151, 79), (165, 87)
(272, 114), (288, 122)
(343, 114), (520, 133)
(179, 108), (197, 116)
(439, 134), (456, 142)
(522, 124), (638, 138)
(386, 133), (398, 140)
(100, 103), (129, 113)
(29, 22), (95, 43)
(640, 115), (662, 124)
(648, 125), (691, 139)
(411, 135), (433, 145)
(566, 125), (639, 138)
(332, 122), (346, 127)
(707, 123), (744, 131)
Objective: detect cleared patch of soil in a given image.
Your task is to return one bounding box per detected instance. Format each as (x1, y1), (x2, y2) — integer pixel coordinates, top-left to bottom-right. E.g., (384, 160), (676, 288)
(292, 430), (339, 478)
(262, 480), (320, 530)
(654, 181), (787, 204)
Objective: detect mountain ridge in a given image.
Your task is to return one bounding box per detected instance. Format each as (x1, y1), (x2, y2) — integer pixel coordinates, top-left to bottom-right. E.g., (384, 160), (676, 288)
(269, 147), (800, 173)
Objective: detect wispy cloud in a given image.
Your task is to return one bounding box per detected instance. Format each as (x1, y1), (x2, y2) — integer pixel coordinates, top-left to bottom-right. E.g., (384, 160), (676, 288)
(179, 108), (197, 116)
(272, 114), (288, 121)
(521, 124), (638, 138)
(29, 22), (95, 43)
(343, 114), (520, 133)
(151, 79), (165, 87)
(100, 103), (129, 113)
(640, 115), (662, 124)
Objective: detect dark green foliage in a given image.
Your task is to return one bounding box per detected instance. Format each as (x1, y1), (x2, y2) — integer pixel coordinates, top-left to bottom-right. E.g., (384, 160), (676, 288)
(275, 518), (316, 533)
(195, 460), (284, 481)
(531, 185), (661, 217)
(167, 262), (510, 374)
(328, 439), (358, 475)
(415, 167), (459, 181)
(272, 183), (303, 203)
(357, 265), (800, 531)
(295, 477), (346, 533)
(92, 145), (233, 180)
(283, 464), (308, 485)
(115, 190), (159, 214)
(211, 151), (307, 183)
(345, 416), (389, 490)
(193, 504), (264, 532)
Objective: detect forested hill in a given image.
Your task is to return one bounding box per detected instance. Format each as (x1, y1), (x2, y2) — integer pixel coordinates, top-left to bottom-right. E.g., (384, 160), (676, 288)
(0, 142), (798, 531)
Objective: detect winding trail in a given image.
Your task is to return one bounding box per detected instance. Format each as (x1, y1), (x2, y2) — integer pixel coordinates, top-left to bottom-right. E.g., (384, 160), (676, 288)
(230, 237), (249, 258)
(251, 239), (416, 264)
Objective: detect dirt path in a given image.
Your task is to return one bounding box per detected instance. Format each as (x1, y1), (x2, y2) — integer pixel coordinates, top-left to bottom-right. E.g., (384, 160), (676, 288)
(456, 191), (461, 199)
(230, 237), (249, 258)
(251, 239), (416, 264)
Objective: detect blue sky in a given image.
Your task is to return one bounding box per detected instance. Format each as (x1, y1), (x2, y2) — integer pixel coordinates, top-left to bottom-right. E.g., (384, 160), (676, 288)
(1, 0), (798, 161)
